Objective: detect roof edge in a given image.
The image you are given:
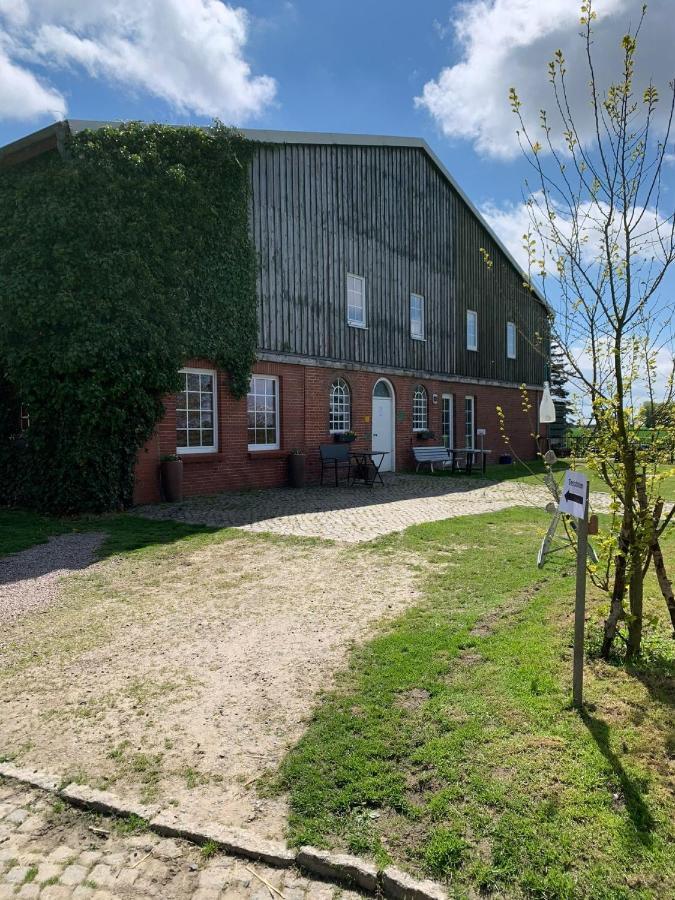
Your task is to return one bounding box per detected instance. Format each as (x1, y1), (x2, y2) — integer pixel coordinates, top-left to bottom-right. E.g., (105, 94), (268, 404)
(0, 120), (550, 313)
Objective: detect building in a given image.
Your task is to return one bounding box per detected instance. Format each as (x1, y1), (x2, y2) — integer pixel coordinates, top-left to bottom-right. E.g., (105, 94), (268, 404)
(0, 123), (550, 503)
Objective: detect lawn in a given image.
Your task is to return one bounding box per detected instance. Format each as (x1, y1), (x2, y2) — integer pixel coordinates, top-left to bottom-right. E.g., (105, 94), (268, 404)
(273, 508), (675, 899)
(476, 458), (675, 500)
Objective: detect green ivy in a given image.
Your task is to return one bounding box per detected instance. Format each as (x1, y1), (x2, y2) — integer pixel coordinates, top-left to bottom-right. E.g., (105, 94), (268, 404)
(0, 122), (257, 513)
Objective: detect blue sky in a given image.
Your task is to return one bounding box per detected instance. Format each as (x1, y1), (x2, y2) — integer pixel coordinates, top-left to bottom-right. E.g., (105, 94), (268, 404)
(0, 1), (530, 216)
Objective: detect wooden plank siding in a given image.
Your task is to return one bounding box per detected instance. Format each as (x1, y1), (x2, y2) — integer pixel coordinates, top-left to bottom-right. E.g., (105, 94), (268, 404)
(248, 140), (549, 386)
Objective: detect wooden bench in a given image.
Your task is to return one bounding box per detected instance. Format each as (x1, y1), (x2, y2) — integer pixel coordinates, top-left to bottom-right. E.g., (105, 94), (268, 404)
(412, 446), (452, 473)
(319, 443), (352, 485)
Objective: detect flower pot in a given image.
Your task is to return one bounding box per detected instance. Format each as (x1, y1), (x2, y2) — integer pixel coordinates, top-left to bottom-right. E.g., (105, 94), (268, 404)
(161, 458), (183, 502)
(288, 453), (305, 488)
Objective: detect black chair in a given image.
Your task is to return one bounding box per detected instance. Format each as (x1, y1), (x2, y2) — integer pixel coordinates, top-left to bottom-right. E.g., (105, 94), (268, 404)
(320, 444), (352, 486)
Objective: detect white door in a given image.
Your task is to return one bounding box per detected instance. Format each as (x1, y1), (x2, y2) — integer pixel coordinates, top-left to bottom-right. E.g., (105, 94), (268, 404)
(372, 380), (394, 472)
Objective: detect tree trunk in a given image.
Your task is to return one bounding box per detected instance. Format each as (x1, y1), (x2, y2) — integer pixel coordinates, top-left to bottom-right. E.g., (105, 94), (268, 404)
(626, 473), (648, 659)
(601, 523), (629, 658)
(652, 539), (675, 636)
(626, 551), (644, 659)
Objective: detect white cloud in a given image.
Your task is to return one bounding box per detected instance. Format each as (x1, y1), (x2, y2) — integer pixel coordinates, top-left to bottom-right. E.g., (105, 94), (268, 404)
(482, 194), (674, 273)
(0, 0), (276, 124)
(0, 36), (65, 119)
(417, 0), (675, 159)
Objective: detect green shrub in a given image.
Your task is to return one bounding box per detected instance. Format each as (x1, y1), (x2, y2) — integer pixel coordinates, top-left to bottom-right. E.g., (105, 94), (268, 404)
(0, 122), (257, 513)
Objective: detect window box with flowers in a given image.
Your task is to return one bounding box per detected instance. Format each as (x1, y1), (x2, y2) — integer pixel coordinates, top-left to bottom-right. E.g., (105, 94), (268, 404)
(416, 429), (436, 441)
(334, 430), (357, 443)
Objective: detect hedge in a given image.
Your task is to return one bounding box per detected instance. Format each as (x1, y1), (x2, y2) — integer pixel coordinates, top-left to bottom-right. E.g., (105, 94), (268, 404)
(0, 122), (258, 513)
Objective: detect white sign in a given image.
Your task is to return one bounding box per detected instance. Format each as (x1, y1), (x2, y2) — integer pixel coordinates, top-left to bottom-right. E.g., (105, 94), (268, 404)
(476, 428), (486, 436)
(558, 470), (589, 519)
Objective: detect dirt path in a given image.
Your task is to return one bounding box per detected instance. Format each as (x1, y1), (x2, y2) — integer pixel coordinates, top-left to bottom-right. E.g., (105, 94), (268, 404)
(0, 532), (420, 841)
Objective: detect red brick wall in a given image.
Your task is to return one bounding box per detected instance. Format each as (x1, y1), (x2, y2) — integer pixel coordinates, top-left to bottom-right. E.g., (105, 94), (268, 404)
(132, 358), (544, 504)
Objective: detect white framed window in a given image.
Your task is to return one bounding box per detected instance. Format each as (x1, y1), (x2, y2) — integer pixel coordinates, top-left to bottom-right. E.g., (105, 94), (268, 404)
(347, 273), (366, 327)
(466, 310), (478, 351)
(248, 375), (280, 450)
(412, 385), (428, 431)
(176, 368), (217, 454)
(506, 321), (517, 359)
(329, 378), (351, 433)
(410, 293), (425, 339)
(464, 396), (475, 449)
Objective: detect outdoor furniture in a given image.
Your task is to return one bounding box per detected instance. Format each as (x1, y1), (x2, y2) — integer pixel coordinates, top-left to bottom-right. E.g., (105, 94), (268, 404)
(349, 450), (387, 486)
(449, 447), (492, 475)
(412, 446), (452, 473)
(319, 443), (352, 486)
(449, 448), (474, 475)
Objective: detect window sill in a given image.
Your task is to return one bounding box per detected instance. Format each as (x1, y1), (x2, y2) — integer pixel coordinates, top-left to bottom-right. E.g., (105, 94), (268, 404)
(347, 322), (368, 330)
(178, 451), (223, 464)
(411, 335), (426, 342)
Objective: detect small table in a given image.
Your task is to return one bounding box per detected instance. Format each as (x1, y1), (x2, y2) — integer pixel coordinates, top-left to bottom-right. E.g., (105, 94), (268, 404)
(349, 450), (388, 486)
(449, 448), (493, 475)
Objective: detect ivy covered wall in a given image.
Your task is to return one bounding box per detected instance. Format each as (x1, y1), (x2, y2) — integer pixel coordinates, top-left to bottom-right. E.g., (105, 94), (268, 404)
(0, 122), (258, 513)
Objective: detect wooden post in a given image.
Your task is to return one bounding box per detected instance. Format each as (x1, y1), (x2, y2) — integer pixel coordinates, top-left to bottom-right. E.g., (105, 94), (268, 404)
(572, 505), (588, 709)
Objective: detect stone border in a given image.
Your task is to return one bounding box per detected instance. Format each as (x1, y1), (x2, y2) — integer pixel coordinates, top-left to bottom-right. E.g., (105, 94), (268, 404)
(0, 762), (447, 899)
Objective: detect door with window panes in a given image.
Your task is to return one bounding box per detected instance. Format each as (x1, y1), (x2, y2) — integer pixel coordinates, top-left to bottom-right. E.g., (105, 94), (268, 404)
(441, 394), (453, 448)
(464, 396), (475, 450)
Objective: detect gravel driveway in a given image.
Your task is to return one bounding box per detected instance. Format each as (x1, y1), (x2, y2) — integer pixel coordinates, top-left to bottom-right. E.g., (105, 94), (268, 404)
(0, 532), (103, 628)
(137, 474), (611, 542)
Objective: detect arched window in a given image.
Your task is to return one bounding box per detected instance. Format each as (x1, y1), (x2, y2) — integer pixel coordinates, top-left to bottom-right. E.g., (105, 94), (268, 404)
(329, 378), (351, 433)
(412, 385), (428, 432)
(373, 380), (392, 398)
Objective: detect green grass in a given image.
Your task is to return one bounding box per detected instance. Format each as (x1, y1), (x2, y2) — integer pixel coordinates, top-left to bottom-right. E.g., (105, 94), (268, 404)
(0, 506), (217, 560)
(454, 458), (675, 500)
(0, 508), (70, 556)
(273, 508), (675, 898)
(200, 840), (219, 860)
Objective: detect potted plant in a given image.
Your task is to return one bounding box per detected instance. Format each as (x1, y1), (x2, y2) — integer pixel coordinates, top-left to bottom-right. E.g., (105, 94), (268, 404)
(161, 453), (183, 502)
(335, 430), (357, 443)
(417, 429), (436, 441)
(288, 448), (306, 488)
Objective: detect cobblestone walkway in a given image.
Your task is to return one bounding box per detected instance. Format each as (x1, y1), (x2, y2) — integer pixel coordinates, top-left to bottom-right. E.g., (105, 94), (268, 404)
(0, 781), (363, 900)
(137, 474), (611, 542)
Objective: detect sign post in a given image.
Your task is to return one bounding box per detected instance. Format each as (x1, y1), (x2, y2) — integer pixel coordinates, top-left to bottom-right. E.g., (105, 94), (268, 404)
(558, 470), (590, 709)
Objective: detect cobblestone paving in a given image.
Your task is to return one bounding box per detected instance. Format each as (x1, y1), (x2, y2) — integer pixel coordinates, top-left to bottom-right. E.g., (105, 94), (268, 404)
(0, 781), (364, 900)
(137, 474), (611, 542)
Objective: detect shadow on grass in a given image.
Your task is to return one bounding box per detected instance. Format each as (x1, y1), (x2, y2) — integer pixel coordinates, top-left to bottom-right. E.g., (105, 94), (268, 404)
(0, 507), (219, 588)
(581, 710), (655, 841)
(93, 514), (218, 560)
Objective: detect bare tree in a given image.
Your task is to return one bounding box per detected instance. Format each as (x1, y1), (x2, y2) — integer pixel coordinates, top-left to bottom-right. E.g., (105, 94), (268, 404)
(509, 1), (675, 657)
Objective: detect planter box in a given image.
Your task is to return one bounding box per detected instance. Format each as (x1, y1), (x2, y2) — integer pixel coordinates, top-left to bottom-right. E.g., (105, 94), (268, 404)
(288, 453), (305, 488)
(161, 458), (183, 502)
